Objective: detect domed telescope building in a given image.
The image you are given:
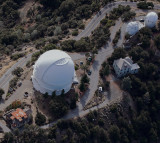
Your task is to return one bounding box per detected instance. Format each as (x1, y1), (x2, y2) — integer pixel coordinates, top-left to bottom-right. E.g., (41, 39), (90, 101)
(32, 50), (77, 95)
(126, 21), (144, 35)
(145, 12), (158, 28)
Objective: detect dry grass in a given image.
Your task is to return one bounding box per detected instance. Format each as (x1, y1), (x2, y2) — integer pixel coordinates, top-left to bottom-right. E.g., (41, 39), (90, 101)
(0, 58), (16, 78)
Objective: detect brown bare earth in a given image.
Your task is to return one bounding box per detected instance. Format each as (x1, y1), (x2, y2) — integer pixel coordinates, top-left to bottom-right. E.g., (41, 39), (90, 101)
(83, 91), (106, 110)
(18, 0), (41, 22)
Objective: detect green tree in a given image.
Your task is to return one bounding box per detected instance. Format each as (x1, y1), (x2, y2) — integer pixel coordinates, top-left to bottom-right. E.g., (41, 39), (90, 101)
(35, 111), (46, 126)
(0, 88), (4, 100)
(108, 48), (126, 65)
(12, 67), (23, 77)
(108, 125), (120, 143)
(81, 74), (89, 83)
(52, 91), (56, 98)
(154, 35), (160, 50)
(79, 82), (85, 92)
(44, 92), (49, 99)
(103, 64), (110, 76)
(122, 77), (132, 91)
(61, 89), (65, 96)
(81, 64), (88, 74)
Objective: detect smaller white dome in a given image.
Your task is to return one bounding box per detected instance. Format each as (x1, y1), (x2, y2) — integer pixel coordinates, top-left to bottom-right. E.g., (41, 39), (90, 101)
(145, 12), (158, 28)
(126, 21), (144, 35)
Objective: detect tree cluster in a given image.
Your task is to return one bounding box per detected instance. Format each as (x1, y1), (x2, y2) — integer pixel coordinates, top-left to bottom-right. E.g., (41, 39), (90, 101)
(137, 2), (154, 9)
(79, 74), (90, 92)
(12, 67), (24, 77)
(112, 29), (121, 45)
(35, 111), (46, 126)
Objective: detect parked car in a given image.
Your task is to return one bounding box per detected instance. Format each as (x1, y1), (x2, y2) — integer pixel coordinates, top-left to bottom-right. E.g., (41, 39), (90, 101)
(87, 70), (92, 75)
(98, 87), (103, 92)
(87, 57), (92, 61)
(24, 92), (29, 98)
(80, 61), (83, 65)
(18, 81), (22, 87)
(139, 19), (144, 22)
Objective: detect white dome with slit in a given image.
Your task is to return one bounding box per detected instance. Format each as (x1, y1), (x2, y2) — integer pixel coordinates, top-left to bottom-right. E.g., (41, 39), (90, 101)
(32, 50), (75, 95)
(145, 12), (158, 28)
(126, 21), (144, 35)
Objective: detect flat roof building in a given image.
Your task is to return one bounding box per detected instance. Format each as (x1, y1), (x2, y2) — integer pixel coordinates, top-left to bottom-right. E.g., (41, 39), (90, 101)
(3, 107), (31, 130)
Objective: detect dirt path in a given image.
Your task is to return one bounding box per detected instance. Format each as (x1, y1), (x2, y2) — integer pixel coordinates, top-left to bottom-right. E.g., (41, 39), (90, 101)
(18, 0), (37, 22)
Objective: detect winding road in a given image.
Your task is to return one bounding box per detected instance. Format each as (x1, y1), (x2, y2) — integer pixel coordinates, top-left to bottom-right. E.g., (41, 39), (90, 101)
(0, 53), (33, 98)
(1, 1), (160, 131)
(41, 1), (160, 129)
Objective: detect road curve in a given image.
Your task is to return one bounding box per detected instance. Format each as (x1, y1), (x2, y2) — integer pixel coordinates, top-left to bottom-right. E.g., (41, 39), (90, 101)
(1, 1), (160, 131)
(41, 1), (160, 129)
(0, 53), (33, 98)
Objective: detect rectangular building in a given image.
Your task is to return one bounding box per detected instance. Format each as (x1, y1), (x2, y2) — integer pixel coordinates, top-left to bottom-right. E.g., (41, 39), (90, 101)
(113, 57), (140, 77)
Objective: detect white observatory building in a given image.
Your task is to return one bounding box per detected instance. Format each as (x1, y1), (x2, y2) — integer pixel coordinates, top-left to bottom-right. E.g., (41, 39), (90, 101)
(126, 21), (144, 35)
(145, 12), (158, 28)
(32, 50), (77, 95)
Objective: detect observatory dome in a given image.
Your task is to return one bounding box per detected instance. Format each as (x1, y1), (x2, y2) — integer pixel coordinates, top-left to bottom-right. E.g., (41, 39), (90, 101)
(126, 21), (144, 35)
(32, 50), (75, 95)
(145, 12), (158, 28)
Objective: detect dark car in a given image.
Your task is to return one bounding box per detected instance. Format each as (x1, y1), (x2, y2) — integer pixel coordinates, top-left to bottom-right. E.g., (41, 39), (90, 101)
(139, 19), (144, 22)
(87, 70), (92, 75)
(24, 92), (29, 97)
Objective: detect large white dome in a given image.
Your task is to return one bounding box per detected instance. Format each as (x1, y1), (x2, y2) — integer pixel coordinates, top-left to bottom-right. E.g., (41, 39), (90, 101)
(145, 12), (158, 28)
(32, 50), (75, 95)
(126, 21), (144, 35)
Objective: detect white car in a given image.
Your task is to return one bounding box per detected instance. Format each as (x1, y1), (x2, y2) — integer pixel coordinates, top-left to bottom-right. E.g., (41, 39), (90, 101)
(24, 92), (29, 97)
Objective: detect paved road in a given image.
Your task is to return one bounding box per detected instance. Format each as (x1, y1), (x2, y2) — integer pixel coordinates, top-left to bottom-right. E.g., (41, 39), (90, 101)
(75, 1), (160, 41)
(1, 1), (160, 131)
(0, 53), (33, 98)
(0, 121), (11, 133)
(41, 1), (160, 129)
(41, 18), (122, 129)
(74, 1), (137, 41)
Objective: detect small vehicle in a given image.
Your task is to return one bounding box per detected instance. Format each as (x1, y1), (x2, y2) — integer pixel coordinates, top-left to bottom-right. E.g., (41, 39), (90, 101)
(24, 92), (29, 98)
(18, 81), (22, 87)
(80, 61), (83, 65)
(87, 70), (92, 75)
(98, 87), (103, 93)
(87, 57), (92, 61)
(139, 19), (144, 22)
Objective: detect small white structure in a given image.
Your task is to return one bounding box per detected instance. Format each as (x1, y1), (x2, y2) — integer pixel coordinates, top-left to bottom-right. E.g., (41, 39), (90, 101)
(113, 57), (140, 77)
(98, 87), (103, 92)
(32, 50), (77, 95)
(126, 21), (144, 35)
(145, 12), (158, 28)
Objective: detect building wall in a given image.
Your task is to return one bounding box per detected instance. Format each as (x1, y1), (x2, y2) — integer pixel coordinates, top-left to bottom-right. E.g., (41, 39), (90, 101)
(113, 61), (139, 77)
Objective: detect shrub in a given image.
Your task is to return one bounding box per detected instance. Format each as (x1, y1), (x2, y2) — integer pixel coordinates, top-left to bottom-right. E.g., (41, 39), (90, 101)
(12, 67), (24, 77)
(31, 30), (39, 40)
(0, 88), (4, 100)
(72, 30), (78, 36)
(10, 53), (25, 60)
(35, 111), (46, 126)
